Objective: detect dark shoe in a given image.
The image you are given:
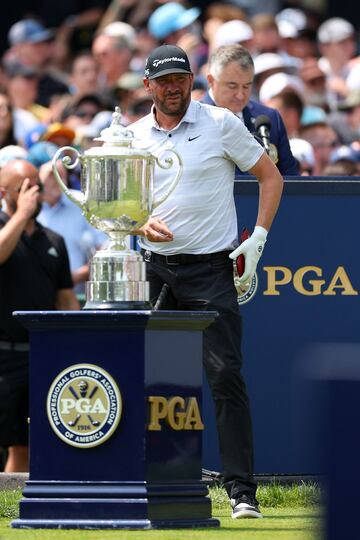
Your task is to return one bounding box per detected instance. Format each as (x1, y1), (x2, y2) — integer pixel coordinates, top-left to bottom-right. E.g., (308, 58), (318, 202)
(231, 494), (263, 519)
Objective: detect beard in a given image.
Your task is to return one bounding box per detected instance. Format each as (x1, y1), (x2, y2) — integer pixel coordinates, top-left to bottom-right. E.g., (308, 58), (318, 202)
(154, 92), (190, 117)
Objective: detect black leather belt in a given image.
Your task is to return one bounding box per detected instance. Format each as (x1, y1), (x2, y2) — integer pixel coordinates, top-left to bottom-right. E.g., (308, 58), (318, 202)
(141, 249), (231, 266)
(0, 341), (30, 352)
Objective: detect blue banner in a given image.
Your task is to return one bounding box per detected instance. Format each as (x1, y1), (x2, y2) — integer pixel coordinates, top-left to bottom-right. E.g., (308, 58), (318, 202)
(203, 177), (360, 474)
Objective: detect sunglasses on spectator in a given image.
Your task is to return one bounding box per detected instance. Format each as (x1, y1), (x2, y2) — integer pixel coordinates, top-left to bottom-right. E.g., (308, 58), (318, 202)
(74, 110), (98, 119)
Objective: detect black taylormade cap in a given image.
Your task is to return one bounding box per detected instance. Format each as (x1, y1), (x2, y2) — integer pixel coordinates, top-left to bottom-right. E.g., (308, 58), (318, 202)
(144, 45), (192, 79)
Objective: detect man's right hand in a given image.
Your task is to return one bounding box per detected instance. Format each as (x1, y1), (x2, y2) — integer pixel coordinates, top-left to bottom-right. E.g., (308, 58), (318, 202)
(0, 179), (42, 264)
(16, 179), (41, 220)
(136, 217), (173, 242)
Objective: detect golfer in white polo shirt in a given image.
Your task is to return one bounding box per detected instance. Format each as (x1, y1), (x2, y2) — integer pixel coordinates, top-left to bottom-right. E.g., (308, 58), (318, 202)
(130, 44), (283, 519)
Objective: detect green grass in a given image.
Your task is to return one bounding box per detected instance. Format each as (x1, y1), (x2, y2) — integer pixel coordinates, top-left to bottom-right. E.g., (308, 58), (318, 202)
(0, 490), (20, 520)
(0, 483), (324, 540)
(211, 482), (322, 508)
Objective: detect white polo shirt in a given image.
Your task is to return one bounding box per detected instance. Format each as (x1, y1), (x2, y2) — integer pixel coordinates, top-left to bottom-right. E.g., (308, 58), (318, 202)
(129, 100), (264, 255)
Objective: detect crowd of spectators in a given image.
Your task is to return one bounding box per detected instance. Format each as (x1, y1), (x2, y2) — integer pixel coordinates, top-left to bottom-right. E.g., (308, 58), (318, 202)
(0, 1), (359, 180)
(0, 5), (359, 307)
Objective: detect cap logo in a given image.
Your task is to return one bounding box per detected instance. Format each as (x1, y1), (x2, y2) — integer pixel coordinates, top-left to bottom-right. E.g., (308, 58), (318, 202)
(152, 56), (186, 68)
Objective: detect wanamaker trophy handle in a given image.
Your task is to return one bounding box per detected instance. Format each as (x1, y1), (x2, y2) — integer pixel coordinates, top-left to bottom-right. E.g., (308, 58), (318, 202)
(52, 146), (86, 210)
(153, 149), (183, 209)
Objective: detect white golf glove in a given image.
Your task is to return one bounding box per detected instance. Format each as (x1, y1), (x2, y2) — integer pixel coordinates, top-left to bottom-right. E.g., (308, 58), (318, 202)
(229, 226), (268, 284)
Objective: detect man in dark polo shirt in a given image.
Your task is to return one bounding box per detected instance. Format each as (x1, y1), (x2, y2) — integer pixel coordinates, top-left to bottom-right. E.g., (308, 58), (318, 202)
(0, 159), (79, 472)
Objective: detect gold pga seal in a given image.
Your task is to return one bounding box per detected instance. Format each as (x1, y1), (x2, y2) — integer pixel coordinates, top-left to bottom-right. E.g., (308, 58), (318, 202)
(47, 364), (122, 448)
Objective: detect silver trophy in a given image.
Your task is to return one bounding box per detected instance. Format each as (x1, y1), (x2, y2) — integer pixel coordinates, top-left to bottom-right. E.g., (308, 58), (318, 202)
(52, 107), (182, 309)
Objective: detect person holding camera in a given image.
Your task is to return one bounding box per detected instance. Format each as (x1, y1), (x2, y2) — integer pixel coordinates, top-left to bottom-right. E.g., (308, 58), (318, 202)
(0, 159), (79, 472)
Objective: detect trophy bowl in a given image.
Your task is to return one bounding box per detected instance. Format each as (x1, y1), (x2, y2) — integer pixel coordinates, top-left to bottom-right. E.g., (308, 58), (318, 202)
(52, 107), (182, 309)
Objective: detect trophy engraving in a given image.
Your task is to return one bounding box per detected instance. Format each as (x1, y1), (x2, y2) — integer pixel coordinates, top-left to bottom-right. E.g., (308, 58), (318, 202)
(52, 107), (182, 309)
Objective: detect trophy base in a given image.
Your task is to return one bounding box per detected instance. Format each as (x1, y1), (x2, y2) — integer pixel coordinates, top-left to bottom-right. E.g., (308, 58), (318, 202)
(84, 280), (150, 310)
(84, 249), (150, 310)
(83, 300), (152, 310)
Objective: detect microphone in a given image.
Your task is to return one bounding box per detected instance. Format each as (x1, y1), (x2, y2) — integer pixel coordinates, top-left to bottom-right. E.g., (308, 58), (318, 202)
(255, 115), (271, 154)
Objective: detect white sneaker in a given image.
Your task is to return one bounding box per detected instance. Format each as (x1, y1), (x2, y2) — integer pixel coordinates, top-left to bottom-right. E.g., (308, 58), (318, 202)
(231, 494), (263, 519)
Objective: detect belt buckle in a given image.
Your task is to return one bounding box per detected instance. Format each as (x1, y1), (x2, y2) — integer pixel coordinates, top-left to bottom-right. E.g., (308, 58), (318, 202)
(165, 255), (179, 266)
(143, 250), (152, 262)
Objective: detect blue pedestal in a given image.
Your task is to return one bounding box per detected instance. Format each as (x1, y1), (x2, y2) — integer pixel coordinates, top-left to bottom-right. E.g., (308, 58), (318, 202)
(11, 310), (219, 530)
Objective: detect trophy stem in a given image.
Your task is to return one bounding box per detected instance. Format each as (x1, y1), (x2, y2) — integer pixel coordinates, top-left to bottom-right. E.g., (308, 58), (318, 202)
(106, 232), (127, 251)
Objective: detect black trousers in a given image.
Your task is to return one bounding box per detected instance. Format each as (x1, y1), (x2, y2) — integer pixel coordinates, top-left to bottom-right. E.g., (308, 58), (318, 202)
(0, 350), (29, 448)
(144, 250), (257, 499)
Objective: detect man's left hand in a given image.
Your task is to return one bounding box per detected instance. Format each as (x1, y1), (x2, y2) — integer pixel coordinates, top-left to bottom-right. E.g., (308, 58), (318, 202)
(229, 226), (268, 283)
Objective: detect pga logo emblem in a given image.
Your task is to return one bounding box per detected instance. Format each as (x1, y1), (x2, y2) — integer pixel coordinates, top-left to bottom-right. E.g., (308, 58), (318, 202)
(233, 261), (258, 305)
(47, 364), (122, 448)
